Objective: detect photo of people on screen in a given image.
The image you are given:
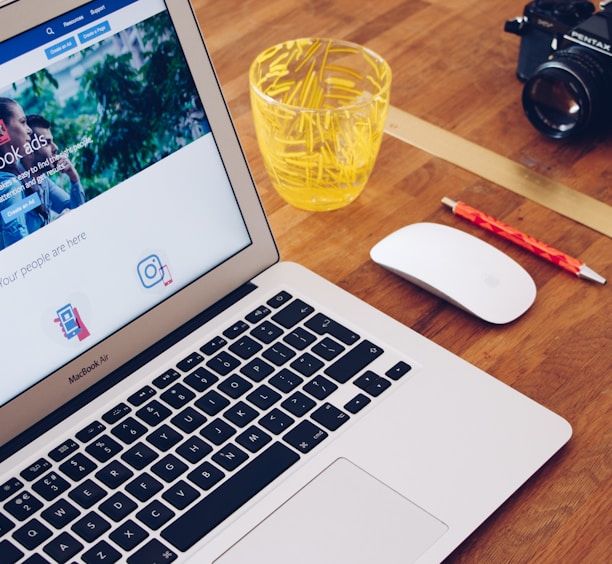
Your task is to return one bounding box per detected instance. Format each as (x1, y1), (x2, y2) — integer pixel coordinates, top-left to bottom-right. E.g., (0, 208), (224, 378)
(0, 10), (209, 251)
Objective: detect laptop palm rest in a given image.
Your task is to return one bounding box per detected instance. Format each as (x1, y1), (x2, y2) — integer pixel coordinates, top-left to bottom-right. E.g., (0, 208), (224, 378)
(214, 457), (448, 563)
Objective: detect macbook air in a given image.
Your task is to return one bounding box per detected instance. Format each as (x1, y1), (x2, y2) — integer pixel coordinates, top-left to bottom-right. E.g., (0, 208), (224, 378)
(0, 1), (572, 562)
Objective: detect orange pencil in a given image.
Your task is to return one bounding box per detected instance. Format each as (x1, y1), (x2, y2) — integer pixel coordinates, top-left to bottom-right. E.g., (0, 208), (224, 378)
(442, 197), (606, 284)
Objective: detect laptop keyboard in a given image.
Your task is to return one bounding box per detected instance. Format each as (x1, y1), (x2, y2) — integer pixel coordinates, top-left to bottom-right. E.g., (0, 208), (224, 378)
(0, 291), (412, 563)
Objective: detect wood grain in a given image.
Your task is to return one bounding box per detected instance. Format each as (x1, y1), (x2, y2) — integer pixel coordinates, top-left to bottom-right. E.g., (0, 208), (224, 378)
(192, 0), (611, 561)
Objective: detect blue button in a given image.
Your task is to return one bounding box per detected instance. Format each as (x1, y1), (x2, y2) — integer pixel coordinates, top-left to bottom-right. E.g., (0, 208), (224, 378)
(1, 192), (41, 223)
(78, 20), (111, 44)
(45, 37), (77, 60)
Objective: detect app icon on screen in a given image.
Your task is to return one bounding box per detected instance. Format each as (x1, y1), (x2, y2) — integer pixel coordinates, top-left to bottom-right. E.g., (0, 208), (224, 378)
(54, 304), (90, 341)
(137, 254), (173, 289)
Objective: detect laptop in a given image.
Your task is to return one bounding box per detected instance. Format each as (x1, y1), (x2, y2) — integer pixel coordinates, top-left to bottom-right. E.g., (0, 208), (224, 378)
(0, 1), (572, 562)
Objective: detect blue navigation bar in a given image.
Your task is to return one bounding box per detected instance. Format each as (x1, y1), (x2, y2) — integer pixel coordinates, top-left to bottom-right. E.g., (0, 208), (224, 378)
(0, 0), (140, 64)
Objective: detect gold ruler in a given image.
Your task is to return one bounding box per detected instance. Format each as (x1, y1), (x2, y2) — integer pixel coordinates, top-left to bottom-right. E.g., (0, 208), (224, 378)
(384, 105), (612, 238)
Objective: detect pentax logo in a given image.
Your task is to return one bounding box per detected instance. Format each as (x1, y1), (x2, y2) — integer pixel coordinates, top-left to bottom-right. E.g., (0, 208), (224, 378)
(569, 31), (611, 52)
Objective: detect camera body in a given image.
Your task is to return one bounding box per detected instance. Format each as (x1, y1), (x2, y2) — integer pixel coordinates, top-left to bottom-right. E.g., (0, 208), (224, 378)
(505, 1), (612, 137)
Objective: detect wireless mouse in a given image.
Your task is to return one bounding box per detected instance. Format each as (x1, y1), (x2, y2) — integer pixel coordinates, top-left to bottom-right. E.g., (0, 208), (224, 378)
(370, 222), (536, 324)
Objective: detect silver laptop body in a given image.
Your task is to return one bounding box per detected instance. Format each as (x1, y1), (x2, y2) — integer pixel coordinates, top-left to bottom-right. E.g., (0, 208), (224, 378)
(0, 1), (571, 562)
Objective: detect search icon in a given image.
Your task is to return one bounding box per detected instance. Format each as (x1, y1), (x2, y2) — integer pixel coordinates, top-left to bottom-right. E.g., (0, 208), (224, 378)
(46, 27), (55, 35)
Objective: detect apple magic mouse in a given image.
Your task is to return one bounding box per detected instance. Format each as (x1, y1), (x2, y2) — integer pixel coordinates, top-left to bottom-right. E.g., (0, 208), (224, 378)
(370, 222), (536, 324)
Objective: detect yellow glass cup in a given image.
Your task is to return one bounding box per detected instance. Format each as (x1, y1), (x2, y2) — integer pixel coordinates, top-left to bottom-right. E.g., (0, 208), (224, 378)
(249, 38), (392, 211)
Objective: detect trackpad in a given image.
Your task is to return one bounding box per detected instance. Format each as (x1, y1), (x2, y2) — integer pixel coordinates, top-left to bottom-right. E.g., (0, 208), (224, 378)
(215, 458), (448, 563)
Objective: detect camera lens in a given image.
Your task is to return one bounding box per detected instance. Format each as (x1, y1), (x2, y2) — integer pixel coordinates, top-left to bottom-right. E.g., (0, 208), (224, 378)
(522, 46), (612, 138)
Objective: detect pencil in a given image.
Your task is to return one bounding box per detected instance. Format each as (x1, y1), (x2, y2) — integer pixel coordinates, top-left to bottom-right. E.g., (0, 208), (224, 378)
(441, 197), (606, 284)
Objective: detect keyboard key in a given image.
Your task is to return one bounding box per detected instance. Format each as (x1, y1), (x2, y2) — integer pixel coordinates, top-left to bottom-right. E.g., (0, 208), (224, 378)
(151, 454), (188, 483)
(127, 385), (156, 407)
(200, 335), (227, 356)
(0, 478), (23, 502)
(187, 461), (224, 491)
(269, 368), (303, 393)
(184, 366), (218, 392)
(160, 383), (195, 409)
(176, 351), (204, 373)
(81, 540), (121, 564)
(201, 418), (236, 445)
(127, 538), (178, 564)
(12, 518), (52, 550)
(236, 425), (272, 453)
(68, 479), (107, 509)
(99, 492), (137, 522)
(175, 436), (212, 464)
(147, 424), (183, 451)
(305, 313), (360, 345)
(311, 403), (350, 431)
(85, 435), (123, 463)
(121, 442), (159, 470)
(0, 539), (23, 563)
(283, 420), (328, 454)
(4, 491), (43, 521)
(206, 351), (240, 376)
(32, 472), (70, 501)
(48, 439), (79, 462)
(355, 371), (392, 397)
(0, 512), (15, 535)
(250, 320), (283, 344)
(101, 403), (131, 425)
(20, 458), (51, 482)
(163, 442), (299, 551)
(281, 391), (316, 417)
(246, 385), (281, 410)
(303, 375), (338, 400)
(283, 326), (316, 350)
(136, 500), (175, 530)
(218, 373), (253, 398)
(262, 342), (296, 366)
(195, 390), (230, 416)
(43, 531), (83, 563)
(223, 320), (249, 339)
(223, 401), (258, 427)
(111, 417), (147, 444)
(136, 400), (172, 427)
(126, 473), (163, 501)
(344, 393), (371, 414)
(271, 299), (314, 328)
(152, 368), (181, 389)
(76, 421), (106, 444)
(240, 358), (274, 382)
(325, 340), (384, 383)
(386, 360), (412, 380)
(245, 305), (271, 324)
(311, 337), (345, 360)
(59, 453), (97, 481)
(267, 291), (292, 308)
(162, 480), (200, 510)
(109, 519), (148, 551)
(171, 406), (206, 433)
(96, 460), (134, 489)
(229, 335), (263, 360)
(71, 511), (111, 542)
(259, 408), (294, 435)
(212, 443), (248, 471)
(290, 352), (324, 377)
(41, 499), (80, 529)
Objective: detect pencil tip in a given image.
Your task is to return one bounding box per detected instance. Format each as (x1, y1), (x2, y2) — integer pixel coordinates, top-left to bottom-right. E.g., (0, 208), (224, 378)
(578, 265), (606, 284)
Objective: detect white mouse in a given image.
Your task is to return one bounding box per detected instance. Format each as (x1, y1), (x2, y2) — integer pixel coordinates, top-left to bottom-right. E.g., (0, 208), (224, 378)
(370, 222), (536, 324)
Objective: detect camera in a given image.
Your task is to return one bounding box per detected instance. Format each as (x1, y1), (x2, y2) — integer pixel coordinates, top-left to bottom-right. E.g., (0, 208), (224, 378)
(505, 1), (612, 138)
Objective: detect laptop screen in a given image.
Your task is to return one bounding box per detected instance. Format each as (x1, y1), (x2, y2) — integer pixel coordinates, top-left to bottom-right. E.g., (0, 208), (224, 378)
(0, 1), (253, 414)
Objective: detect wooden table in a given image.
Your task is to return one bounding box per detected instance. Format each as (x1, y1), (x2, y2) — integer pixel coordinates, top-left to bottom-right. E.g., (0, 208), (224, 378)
(192, 0), (611, 561)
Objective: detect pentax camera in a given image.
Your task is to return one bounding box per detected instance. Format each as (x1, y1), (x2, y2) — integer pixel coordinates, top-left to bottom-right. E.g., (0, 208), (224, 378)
(505, 1), (612, 138)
